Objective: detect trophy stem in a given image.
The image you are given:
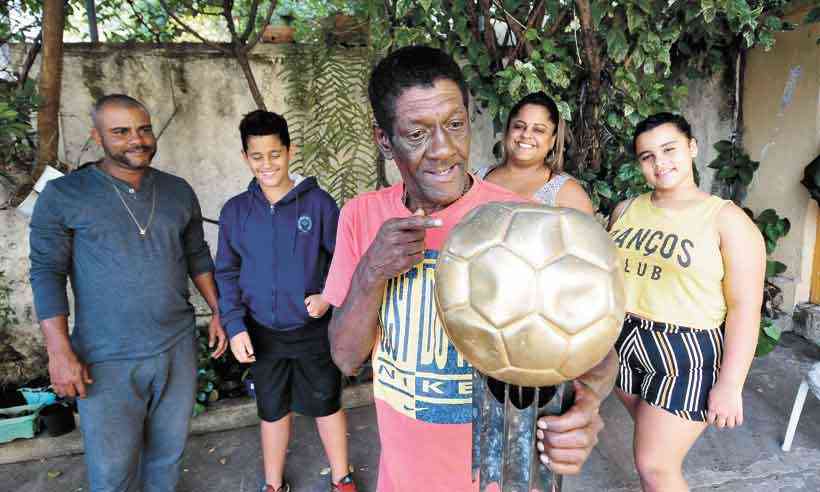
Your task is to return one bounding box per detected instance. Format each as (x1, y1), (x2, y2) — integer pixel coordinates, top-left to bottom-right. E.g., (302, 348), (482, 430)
(472, 368), (485, 481)
(472, 370), (575, 492)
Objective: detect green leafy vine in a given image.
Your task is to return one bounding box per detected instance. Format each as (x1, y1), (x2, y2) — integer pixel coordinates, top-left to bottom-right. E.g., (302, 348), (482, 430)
(711, 139), (792, 357)
(744, 206), (791, 357)
(279, 44), (378, 206)
(708, 139), (760, 202)
(363, 0), (796, 215)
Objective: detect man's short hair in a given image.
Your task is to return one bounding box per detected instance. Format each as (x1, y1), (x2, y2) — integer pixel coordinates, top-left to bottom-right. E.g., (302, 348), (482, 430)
(91, 94), (149, 126)
(368, 45), (469, 138)
(239, 110), (291, 152)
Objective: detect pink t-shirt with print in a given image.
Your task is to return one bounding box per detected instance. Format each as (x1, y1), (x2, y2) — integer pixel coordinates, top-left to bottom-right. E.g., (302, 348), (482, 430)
(323, 177), (526, 492)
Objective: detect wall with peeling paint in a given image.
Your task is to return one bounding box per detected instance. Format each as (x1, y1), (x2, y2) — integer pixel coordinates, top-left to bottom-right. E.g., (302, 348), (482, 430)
(742, 7), (820, 340)
(0, 42), (734, 385)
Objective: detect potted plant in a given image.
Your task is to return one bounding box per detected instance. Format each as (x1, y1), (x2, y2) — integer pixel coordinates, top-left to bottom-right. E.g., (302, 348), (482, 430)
(263, 12), (296, 44)
(0, 404), (43, 443)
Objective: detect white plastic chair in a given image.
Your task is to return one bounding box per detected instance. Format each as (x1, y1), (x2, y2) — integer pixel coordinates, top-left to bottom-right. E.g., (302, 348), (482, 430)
(782, 362), (820, 451)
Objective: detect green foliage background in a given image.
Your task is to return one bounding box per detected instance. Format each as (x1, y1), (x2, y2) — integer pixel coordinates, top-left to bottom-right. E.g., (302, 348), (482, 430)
(365, 0), (802, 215)
(279, 45), (378, 205)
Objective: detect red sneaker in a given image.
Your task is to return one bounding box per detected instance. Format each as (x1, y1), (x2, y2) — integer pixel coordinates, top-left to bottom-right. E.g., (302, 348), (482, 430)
(331, 473), (358, 492)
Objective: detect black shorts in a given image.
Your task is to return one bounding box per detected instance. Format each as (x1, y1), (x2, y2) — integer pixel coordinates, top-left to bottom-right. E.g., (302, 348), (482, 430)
(250, 352), (342, 422)
(615, 313), (725, 422)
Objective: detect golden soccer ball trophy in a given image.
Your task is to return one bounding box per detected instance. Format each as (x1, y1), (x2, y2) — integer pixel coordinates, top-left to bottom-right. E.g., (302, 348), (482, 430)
(434, 202), (625, 492)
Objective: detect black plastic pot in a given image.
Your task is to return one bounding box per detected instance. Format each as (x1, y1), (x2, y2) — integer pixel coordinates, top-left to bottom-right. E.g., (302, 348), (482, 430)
(40, 403), (76, 437)
(0, 390), (26, 409)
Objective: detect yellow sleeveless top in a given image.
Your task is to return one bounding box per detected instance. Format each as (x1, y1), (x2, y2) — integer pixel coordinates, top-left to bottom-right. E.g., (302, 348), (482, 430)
(611, 193), (729, 330)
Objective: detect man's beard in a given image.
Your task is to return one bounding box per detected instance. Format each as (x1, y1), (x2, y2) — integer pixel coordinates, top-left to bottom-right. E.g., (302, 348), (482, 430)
(103, 143), (156, 170)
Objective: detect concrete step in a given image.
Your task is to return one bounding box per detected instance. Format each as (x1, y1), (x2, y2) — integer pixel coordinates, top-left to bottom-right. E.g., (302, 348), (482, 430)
(0, 382), (373, 465)
(792, 303), (820, 345)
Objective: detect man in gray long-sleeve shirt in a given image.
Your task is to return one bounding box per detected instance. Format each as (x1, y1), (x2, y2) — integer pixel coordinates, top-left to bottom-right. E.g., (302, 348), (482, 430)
(29, 94), (227, 492)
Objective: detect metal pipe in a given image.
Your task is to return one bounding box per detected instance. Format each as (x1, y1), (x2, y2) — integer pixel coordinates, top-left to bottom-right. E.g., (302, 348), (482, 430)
(85, 0), (99, 43)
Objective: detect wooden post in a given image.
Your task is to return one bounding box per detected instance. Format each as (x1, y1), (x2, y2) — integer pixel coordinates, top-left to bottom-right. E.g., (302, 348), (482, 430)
(35, 0), (65, 183)
(809, 216), (820, 304)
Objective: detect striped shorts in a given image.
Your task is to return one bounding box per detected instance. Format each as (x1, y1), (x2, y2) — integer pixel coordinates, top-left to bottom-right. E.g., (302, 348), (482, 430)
(614, 313), (725, 422)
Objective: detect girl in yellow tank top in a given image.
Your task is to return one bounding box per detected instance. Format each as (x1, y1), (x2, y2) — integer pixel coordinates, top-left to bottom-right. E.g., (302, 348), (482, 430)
(612, 192), (728, 330)
(609, 113), (765, 492)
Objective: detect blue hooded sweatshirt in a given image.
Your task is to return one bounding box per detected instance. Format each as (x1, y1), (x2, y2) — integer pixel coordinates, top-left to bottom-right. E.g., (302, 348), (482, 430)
(215, 175), (339, 340)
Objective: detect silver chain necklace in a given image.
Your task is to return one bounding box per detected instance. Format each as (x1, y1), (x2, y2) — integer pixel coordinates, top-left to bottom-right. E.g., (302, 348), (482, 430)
(107, 179), (157, 238)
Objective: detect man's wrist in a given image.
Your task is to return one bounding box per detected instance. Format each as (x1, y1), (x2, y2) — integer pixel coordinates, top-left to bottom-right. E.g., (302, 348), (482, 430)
(202, 296), (219, 314)
(357, 256), (385, 293)
(41, 321), (73, 356)
(45, 338), (74, 358)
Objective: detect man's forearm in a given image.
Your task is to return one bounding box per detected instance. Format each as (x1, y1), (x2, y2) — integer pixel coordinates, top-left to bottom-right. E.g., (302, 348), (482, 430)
(40, 315), (73, 355)
(329, 262), (385, 376)
(577, 348), (618, 399)
(192, 272), (219, 312)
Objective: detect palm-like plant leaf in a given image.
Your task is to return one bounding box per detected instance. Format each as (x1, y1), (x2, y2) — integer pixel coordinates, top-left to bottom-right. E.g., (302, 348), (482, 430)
(281, 45), (378, 206)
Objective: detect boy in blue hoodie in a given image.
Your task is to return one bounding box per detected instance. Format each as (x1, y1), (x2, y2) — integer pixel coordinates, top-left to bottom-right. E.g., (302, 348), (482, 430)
(215, 110), (356, 492)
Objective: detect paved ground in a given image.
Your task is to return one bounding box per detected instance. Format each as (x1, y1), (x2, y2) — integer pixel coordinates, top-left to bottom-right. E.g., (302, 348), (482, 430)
(2, 333), (819, 492)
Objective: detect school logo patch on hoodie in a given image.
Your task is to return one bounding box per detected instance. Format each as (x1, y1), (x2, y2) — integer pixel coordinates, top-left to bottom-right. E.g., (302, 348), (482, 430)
(297, 215), (313, 233)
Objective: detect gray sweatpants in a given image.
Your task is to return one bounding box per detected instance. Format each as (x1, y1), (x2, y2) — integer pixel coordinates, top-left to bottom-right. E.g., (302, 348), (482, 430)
(77, 333), (197, 492)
